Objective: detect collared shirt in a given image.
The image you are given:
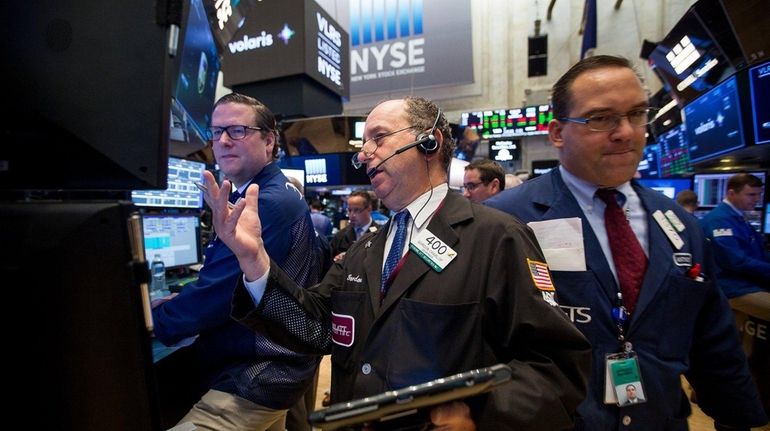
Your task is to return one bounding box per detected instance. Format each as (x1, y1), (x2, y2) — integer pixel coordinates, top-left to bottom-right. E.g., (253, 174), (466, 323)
(245, 184), (450, 304)
(559, 166), (649, 284)
(722, 199), (745, 218)
(382, 184), (449, 272)
(354, 219), (373, 239)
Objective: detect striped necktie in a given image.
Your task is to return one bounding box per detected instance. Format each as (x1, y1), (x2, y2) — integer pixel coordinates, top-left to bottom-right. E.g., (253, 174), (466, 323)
(381, 211), (410, 300)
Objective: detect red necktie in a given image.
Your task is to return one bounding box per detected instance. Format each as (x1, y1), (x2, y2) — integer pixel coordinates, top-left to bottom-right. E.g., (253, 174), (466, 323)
(596, 189), (648, 315)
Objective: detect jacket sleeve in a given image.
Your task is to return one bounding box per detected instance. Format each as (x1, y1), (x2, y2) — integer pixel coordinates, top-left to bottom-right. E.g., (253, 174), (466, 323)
(152, 243), (243, 345)
(684, 240), (768, 427)
(477, 221), (592, 430)
(231, 257), (339, 355)
(703, 215), (770, 281)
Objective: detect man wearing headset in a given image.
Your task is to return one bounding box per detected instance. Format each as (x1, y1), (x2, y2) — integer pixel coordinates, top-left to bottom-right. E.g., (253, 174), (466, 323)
(202, 96), (591, 430)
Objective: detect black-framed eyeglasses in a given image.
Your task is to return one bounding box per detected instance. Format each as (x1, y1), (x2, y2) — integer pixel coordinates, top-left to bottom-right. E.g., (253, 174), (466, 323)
(205, 125), (263, 141)
(351, 125), (417, 169)
(463, 181), (488, 192)
(557, 107), (659, 132)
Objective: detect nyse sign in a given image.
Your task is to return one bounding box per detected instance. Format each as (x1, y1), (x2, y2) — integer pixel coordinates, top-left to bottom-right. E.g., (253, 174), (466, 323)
(316, 12), (343, 86)
(343, 0), (472, 96)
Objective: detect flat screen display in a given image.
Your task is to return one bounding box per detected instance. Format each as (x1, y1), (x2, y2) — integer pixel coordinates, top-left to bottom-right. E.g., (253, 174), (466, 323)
(489, 139), (521, 163)
(142, 214), (202, 269)
(354, 121), (366, 139)
(531, 160), (559, 178)
(170, 0), (221, 155)
(637, 144), (660, 178)
(683, 75), (746, 163)
(637, 178), (693, 200)
(131, 157), (206, 209)
(279, 153), (370, 187)
(647, 3), (740, 106)
(764, 203), (770, 234)
(459, 105), (552, 138)
(657, 123), (691, 177)
(692, 171), (765, 207)
(748, 60), (770, 145)
(282, 168), (305, 190)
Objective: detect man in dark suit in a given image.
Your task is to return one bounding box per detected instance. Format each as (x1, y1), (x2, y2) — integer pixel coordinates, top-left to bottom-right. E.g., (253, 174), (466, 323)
(330, 189), (381, 262)
(485, 55), (767, 430)
(202, 96), (591, 430)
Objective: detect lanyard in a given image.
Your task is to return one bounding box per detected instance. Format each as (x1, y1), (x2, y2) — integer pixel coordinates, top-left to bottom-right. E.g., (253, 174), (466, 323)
(611, 292), (629, 345)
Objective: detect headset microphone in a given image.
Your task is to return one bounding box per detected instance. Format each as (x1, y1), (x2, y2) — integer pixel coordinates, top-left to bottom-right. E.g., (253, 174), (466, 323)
(360, 108), (442, 178)
(365, 136), (431, 178)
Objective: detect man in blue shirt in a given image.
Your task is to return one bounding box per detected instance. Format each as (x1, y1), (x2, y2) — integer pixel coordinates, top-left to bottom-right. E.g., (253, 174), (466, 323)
(699, 173), (769, 321)
(152, 93), (322, 430)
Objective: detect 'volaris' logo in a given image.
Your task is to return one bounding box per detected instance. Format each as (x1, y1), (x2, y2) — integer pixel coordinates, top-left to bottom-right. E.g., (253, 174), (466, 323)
(228, 31), (273, 53)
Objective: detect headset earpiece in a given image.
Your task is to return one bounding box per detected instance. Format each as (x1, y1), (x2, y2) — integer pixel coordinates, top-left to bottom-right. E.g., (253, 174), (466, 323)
(416, 133), (438, 154)
(417, 108), (442, 154)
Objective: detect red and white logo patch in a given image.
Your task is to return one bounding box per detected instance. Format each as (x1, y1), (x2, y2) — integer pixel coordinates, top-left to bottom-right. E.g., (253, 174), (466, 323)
(527, 258), (555, 292)
(331, 312), (355, 347)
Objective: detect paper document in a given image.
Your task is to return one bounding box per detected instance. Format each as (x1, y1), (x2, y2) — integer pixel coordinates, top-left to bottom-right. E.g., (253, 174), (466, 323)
(527, 217), (586, 271)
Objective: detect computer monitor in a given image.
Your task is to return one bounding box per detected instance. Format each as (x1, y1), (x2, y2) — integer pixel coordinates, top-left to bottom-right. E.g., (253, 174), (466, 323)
(748, 60), (770, 145)
(354, 121), (366, 139)
(637, 144), (660, 178)
(142, 214), (202, 269)
(744, 208), (763, 233)
(489, 139), (521, 164)
(169, 0), (222, 157)
(656, 123), (691, 177)
(683, 75), (746, 163)
(637, 178), (693, 200)
(692, 171), (766, 207)
(764, 203), (770, 234)
(131, 157), (206, 209)
(647, 0), (742, 107)
(282, 168), (306, 191)
(459, 105), (552, 138)
(531, 160), (559, 178)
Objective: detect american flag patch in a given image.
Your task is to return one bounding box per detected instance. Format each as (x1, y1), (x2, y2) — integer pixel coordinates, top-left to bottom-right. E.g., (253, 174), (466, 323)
(527, 258), (555, 291)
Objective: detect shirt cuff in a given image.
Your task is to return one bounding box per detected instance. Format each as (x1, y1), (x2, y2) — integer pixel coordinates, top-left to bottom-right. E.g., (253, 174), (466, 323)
(243, 267), (270, 306)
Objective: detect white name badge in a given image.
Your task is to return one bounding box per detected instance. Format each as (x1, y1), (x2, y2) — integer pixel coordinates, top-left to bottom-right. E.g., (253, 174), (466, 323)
(653, 210), (684, 250)
(664, 210), (686, 233)
(409, 228), (457, 272)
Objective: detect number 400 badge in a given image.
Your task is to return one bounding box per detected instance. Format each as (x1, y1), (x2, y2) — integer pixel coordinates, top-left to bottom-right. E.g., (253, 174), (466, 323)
(409, 228), (457, 272)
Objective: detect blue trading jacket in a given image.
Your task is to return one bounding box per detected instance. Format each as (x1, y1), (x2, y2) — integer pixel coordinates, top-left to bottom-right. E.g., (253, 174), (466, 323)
(153, 162), (322, 409)
(699, 201), (770, 298)
(485, 169), (767, 430)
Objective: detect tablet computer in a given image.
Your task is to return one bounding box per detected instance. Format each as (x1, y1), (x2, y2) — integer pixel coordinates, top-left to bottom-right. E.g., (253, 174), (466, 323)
(308, 363), (513, 430)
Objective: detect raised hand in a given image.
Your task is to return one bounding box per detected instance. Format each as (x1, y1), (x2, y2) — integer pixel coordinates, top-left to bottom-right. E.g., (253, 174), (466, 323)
(202, 171), (270, 281)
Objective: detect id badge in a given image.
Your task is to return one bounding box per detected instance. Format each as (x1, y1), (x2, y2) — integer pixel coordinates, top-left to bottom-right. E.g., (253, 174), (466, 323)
(604, 351), (647, 406)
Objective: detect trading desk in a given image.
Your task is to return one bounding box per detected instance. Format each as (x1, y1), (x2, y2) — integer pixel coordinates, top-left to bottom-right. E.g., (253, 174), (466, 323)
(151, 275), (204, 429)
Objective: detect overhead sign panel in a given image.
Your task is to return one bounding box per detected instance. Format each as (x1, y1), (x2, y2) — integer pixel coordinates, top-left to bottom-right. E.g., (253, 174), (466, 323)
(219, 0), (349, 97)
(340, 0), (473, 96)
